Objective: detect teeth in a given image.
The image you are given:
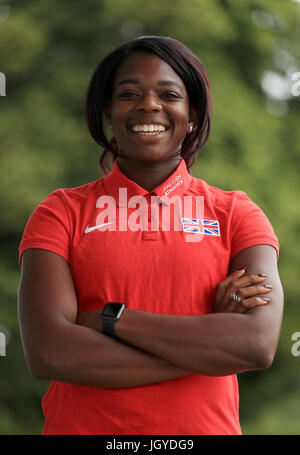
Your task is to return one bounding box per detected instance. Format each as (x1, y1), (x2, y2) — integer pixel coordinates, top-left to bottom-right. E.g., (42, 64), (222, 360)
(132, 124), (166, 133)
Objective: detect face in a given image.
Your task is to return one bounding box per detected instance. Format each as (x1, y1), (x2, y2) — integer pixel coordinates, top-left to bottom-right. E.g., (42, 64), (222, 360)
(106, 52), (195, 165)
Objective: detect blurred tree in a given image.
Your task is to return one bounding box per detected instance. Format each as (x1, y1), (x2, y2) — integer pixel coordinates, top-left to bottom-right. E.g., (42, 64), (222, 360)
(0, 0), (299, 434)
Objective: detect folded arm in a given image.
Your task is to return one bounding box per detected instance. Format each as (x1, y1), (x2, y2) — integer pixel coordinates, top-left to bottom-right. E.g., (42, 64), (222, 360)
(18, 245), (284, 388)
(79, 245), (284, 376)
(18, 249), (191, 389)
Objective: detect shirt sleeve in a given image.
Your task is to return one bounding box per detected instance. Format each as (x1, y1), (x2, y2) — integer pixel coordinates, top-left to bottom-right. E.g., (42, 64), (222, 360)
(230, 191), (279, 261)
(19, 189), (71, 268)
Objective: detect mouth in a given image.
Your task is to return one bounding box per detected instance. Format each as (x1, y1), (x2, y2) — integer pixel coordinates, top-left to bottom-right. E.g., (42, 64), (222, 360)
(128, 123), (169, 136)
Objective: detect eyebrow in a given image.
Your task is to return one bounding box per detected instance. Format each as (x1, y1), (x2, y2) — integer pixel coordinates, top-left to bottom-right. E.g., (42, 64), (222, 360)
(117, 78), (184, 94)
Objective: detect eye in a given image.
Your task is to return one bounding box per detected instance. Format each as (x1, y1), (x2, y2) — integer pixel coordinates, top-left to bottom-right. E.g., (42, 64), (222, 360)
(118, 90), (139, 99)
(162, 91), (182, 100)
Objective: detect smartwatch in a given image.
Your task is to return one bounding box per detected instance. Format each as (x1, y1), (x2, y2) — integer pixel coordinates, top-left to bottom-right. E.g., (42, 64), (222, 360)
(100, 302), (126, 339)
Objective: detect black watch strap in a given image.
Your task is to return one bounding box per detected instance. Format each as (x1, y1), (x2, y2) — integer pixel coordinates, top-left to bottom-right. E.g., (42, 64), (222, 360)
(101, 316), (118, 339)
(101, 302), (126, 339)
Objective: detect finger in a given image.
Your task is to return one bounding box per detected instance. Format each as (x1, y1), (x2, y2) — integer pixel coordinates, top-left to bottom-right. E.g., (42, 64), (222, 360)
(228, 273), (268, 290)
(222, 297), (247, 314)
(235, 296), (270, 313)
(224, 280), (271, 308)
(237, 283), (272, 299)
(224, 275), (269, 300)
(220, 268), (246, 288)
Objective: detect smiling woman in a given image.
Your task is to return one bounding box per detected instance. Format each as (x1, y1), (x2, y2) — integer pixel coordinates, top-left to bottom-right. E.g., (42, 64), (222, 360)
(18, 36), (283, 436)
(106, 51), (194, 181)
(85, 36), (212, 177)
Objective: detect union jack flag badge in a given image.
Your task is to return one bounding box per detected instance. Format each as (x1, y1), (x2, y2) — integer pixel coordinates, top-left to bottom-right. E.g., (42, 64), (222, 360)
(182, 218), (220, 236)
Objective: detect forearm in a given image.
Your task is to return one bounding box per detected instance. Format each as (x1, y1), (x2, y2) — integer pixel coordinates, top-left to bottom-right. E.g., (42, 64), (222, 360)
(37, 319), (191, 388)
(114, 309), (267, 376)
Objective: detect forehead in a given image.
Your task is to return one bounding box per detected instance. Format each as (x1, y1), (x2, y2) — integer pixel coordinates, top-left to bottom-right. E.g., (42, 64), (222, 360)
(113, 51), (186, 90)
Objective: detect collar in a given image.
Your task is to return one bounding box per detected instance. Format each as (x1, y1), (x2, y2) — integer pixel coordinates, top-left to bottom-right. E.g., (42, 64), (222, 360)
(102, 158), (192, 207)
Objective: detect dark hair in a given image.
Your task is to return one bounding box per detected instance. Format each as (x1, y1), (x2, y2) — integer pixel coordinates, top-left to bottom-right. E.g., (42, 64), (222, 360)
(84, 35), (212, 174)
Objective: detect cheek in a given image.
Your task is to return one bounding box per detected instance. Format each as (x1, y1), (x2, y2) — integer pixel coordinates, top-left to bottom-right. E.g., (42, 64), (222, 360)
(110, 99), (128, 122)
(110, 109), (129, 140)
(173, 114), (189, 138)
(172, 103), (189, 127)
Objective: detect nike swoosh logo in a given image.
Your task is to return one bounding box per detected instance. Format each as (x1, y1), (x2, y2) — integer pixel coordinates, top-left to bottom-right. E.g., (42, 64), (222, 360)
(84, 221), (115, 234)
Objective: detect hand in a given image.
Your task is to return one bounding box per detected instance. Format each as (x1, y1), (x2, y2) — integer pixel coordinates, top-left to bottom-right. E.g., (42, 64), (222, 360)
(213, 268), (272, 314)
(76, 309), (103, 332)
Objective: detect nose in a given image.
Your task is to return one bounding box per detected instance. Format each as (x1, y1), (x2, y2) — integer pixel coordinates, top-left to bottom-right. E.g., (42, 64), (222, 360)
(136, 92), (162, 112)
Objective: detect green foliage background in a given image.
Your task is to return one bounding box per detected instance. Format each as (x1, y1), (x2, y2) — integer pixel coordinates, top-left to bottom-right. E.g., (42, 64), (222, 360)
(0, 0), (299, 434)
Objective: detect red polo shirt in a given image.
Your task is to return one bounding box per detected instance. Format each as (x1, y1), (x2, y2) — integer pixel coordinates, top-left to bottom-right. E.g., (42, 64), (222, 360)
(19, 158), (279, 435)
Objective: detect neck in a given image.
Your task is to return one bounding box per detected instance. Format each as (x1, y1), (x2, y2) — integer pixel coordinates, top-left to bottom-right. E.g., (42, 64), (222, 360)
(116, 156), (181, 192)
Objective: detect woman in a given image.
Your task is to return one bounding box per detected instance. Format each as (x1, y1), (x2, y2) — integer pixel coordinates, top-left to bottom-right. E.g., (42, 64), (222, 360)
(18, 36), (284, 435)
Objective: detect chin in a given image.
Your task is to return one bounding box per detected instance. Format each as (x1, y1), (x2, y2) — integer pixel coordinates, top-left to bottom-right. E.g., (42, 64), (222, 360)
(119, 147), (177, 164)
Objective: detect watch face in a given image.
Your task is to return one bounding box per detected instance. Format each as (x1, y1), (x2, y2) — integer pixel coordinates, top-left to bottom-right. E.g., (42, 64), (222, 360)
(103, 302), (124, 318)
